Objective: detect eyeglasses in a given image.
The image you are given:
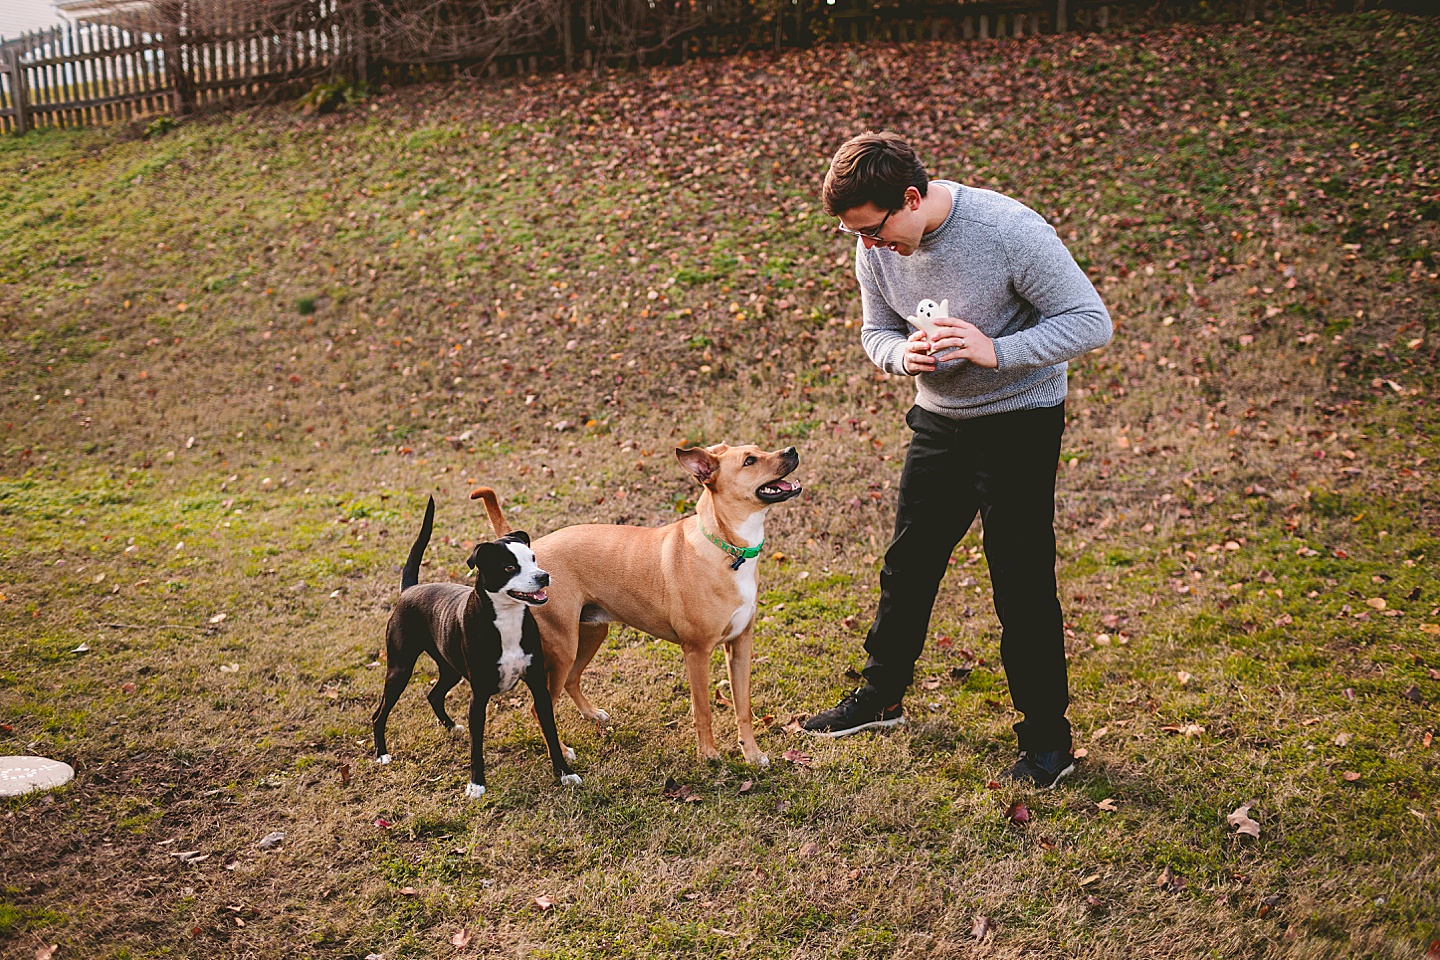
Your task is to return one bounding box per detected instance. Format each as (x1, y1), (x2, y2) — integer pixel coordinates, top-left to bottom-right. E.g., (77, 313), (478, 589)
(836, 207), (895, 240)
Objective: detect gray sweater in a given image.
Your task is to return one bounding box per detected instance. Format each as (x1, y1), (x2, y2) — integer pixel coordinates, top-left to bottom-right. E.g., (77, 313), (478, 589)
(857, 181), (1112, 420)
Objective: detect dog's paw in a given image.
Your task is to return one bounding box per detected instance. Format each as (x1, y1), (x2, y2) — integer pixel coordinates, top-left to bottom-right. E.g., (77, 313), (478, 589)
(375, 754), (392, 765)
(449, 724), (466, 738)
(464, 782), (487, 799)
(563, 745), (577, 763)
(589, 708), (611, 724)
(559, 773), (582, 787)
(755, 753), (771, 768)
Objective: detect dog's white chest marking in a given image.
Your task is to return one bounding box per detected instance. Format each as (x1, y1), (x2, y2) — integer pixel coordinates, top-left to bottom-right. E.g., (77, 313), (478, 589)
(724, 513), (765, 641)
(491, 602), (532, 693)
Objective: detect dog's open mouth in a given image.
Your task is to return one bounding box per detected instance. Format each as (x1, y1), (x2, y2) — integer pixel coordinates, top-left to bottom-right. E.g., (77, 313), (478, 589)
(507, 589), (548, 605)
(756, 478), (802, 503)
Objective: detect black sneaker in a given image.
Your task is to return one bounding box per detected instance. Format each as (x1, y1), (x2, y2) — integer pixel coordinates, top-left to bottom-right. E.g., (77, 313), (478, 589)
(801, 687), (905, 737)
(1004, 750), (1077, 789)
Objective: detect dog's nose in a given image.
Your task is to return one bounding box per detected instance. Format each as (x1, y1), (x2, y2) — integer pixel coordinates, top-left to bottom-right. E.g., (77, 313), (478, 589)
(537, 572), (551, 587)
(782, 446), (798, 459)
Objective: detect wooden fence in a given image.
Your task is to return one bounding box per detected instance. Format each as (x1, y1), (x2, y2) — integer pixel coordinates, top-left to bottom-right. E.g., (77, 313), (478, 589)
(0, 0), (1273, 135)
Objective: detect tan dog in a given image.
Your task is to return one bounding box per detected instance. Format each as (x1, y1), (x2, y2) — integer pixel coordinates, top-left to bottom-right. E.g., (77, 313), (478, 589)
(472, 443), (801, 765)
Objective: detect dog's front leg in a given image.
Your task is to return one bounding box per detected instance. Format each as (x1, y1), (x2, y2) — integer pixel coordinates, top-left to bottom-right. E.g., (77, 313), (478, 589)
(525, 660), (581, 787)
(683, 645), (722, 761)
(465, 694), (488, 798)
(725, 626), (768, 767)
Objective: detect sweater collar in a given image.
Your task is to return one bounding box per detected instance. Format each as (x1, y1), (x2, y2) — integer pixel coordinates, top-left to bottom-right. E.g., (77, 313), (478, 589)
(918, 181), (962, 248)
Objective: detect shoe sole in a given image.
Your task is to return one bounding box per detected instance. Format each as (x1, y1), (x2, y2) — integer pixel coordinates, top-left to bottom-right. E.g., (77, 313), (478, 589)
(1040, 763), (1076, 790)
(804, 715), (906, 738)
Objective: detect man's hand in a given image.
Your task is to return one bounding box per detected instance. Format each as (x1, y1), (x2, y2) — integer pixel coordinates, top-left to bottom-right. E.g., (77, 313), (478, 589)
(926, 318), (998, 369)
(902, 330), (938, 374)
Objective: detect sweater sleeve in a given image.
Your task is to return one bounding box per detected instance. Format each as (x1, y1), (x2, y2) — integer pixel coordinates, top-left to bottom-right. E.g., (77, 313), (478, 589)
(856, 249), (913, 377)
(991, 213), (1113, 372)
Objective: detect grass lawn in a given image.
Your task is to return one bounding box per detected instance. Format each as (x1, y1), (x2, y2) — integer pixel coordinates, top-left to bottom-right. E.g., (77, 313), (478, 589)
(1, 10), (1438, 958)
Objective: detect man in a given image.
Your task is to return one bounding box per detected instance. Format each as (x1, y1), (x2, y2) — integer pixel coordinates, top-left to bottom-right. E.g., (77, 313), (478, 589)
(802, 131), (1112, 789)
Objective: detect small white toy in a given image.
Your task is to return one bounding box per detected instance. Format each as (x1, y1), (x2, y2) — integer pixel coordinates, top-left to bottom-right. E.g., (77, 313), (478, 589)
(906, 298), (949, 341)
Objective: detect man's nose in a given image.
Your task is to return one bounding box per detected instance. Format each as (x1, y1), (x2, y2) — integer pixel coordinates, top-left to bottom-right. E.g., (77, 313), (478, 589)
(861, 236), (880, 249)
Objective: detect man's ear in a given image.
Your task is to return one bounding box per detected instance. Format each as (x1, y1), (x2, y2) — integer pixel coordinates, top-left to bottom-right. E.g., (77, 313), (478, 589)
(676, 446), (719, 485)
(503, 531), (531, 546)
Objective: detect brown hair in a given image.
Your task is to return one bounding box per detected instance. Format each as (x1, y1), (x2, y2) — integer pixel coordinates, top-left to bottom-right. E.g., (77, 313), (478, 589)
(822, 131), (930, 217)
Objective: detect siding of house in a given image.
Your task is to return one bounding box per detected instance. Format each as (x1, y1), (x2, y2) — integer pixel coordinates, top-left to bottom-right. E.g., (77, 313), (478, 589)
(0, 0), (65, 42)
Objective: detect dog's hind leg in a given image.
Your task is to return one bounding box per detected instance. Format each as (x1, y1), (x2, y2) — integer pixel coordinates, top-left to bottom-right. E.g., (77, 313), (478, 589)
(373, 618), (422, 764)
(427, 662), (464, 733)
(566, 622), (612, 723)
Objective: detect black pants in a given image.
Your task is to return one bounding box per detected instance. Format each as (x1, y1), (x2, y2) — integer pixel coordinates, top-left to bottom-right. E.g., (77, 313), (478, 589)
(862, 402), (1072, 755)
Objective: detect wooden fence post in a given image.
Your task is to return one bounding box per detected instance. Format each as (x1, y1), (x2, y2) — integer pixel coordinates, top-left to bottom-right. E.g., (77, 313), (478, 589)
(1053, 0), (1067, 32)
(2, 47), (31, 134)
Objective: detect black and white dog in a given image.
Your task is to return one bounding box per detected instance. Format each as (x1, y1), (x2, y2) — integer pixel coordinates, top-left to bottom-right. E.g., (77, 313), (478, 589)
(372, 497), (580, 797)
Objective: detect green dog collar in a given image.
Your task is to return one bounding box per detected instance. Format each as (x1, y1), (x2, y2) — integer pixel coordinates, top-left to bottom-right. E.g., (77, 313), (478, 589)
(699, 521), (763, 571)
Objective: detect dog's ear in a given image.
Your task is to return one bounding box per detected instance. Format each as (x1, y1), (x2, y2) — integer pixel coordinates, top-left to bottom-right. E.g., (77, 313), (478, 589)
(503, 530), (531, 546)
(465, 543), (485, 569)
(676, 446), (719, 484)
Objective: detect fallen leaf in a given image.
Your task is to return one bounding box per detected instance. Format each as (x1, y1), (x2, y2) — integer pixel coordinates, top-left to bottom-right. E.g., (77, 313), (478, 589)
(121, 682), (136, 694)
(256, 831), (285, 850)
(36, 945), (57, 960)
(921, 676), (941, 690)
(1156, 864), (1186, 891)
(970, 915), (990, 940)
(209, 613), (228, 623)
(1335, 732), (1352, 746)
(1005, 801), (1031, 825)
(986, 779), (1001, 789)
(798, 841), (819, 857)
(1403, 685), (1425, 704)
(400, 886), (417, 896)
(1073, 747), (1089, 759)
(1096, 798), (1118, 812)
(73, 643), (90, 654)
(374, 818), (392, 829)
(1227, 803), (1260, 839)
(1365, 597), (1387, 611)
(535, 895), (556, 910)
(1078, 873), (1101, 886)
(780, 715), (805, 735)
(738, 780), (753, 795)
(1342, 771), (1361, 782)
(451, 929), (472, 949)
(781, 749), (812, 767)
(1177, 671), (1192, 685)
(339, 763), (350, 785)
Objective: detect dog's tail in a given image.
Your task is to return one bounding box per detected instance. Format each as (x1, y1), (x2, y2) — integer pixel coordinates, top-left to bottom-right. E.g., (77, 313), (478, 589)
(469, 486), (512, 538)
(401, 496), (435, 592)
